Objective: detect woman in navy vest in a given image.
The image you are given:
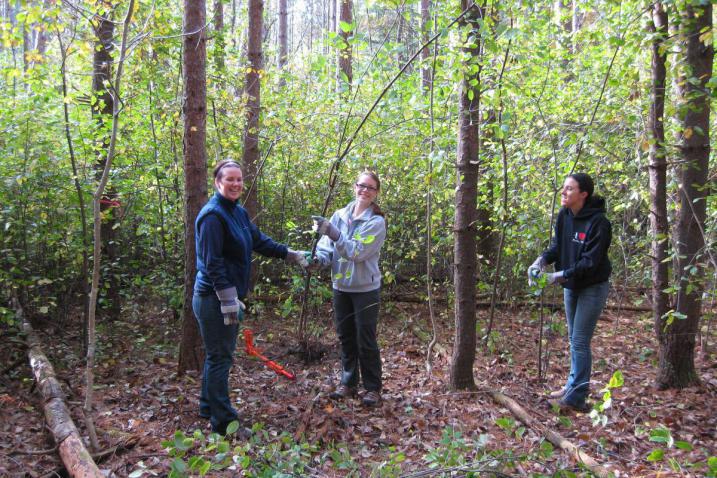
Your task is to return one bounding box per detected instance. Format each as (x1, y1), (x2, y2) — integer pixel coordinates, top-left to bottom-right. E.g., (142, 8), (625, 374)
(193, 160), (308, 434)
(528, 173), (612, 413)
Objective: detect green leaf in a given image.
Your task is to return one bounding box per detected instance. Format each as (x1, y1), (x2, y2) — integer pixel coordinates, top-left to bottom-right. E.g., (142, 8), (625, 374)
(674, 440), (693, 451)
(649, 426), (673, 447)
(495, 417), (513, 430)
(647, 449), (665, 462)
(339, 21), (354, 33)
(607, 370), (624, 388)
(225, 420), (239, 435)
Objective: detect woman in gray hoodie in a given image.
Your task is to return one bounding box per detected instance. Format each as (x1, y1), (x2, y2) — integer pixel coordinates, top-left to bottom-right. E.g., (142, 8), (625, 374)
(312, 171), (387, 406)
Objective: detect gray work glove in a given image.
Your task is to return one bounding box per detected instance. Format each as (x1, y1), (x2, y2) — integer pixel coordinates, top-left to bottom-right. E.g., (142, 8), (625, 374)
(311, 215), (340, 241)
(527, 256), (546, 287)
(546, 271), (566, 285)
(286, 249), (310, 268)
(216, 287), (246, 325)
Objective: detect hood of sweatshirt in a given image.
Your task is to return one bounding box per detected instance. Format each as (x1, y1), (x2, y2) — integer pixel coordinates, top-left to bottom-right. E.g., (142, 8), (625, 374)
(574, 195), (606, 219)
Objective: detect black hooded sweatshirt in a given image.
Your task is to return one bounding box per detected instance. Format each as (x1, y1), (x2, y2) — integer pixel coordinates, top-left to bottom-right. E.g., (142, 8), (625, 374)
(541, 196), (612, 290)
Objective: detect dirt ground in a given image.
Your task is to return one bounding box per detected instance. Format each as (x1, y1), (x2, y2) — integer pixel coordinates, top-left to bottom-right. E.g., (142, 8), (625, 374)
(1, 289), (715, 477)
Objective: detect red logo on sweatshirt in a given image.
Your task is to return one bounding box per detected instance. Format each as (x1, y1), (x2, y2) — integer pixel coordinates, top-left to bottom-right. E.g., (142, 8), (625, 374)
(578, 232), (586, 241)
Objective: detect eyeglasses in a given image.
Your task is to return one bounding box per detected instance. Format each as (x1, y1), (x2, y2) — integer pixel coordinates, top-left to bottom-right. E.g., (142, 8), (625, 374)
(355, 183), (377, 192)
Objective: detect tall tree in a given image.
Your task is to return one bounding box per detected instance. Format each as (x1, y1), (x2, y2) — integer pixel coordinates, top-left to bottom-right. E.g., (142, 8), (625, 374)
(213, 0), (226, 158)
(657, 1), (713, 389)
(242, 0), (263, 221)
(91, 0), (121, 321)
(450, 0), (481, 390)
(178, 0), (209, 373)
(278, 0), (288, 78)
(647, 3), (670, 378)
(338, 0), (352, 93)
(420, 0), (431, 91)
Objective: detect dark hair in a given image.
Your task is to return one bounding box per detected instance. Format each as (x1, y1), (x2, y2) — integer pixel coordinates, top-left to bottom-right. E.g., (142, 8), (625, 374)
(358, 170), (385, 219)
(213, 160), (241, 180)
(568, 173), (594, 200)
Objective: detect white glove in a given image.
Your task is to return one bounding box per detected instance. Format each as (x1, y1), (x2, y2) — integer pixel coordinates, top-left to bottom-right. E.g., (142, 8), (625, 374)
(527, 256), (546, 287)
(215, 287), (246, 325)
(311, 215), (340, 241)
(286, 249), (310, 268)
(546, 271), (566, 285)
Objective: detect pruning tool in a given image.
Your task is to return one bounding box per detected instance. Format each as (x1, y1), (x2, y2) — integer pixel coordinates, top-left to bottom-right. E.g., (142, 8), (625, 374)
(243, 329), (295, 380)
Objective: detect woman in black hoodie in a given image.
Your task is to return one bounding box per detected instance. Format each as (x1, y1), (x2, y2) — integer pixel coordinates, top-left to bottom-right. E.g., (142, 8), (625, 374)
(528, 173), (611, 412)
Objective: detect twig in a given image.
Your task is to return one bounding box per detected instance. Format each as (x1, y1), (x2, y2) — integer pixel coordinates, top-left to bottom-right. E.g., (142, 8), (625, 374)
(11, 446), (59, 455)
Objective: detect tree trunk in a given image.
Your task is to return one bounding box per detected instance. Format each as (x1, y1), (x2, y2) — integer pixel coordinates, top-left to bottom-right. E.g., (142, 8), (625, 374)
(647, 3), (671, 376)
(242, 0), (263, 222)
(178, 0), (208, 374)
(24, 319), (104, 478)
(657, 1), (712, 389)
(450, 0), (481, 391)
(91, 3), (121, 321)
(213, 0), (226, 159)
(420, 0), (431, 91)
(278, 0), (288, 77)
(213, 0), (225, 74)
(338, 0), (352, 93)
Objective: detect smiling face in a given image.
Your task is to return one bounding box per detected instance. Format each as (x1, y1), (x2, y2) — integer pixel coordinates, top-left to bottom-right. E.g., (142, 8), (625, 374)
(561, 177), (588, 212)
(354, 173), (379, 208)
(215, 165), (244, 202)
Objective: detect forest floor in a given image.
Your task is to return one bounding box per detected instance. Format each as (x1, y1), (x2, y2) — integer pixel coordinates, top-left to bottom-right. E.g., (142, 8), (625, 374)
(1, 287), (716, 477)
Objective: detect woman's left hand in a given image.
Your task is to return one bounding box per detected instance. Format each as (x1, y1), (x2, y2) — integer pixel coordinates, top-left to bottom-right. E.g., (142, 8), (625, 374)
(312, 216), (340, 241)
(546, 271), (566, 285)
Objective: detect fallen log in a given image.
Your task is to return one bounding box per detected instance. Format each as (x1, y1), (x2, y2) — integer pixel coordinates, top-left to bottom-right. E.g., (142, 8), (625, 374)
(23, 319), (103, 478)
(490, 391), (614, 478)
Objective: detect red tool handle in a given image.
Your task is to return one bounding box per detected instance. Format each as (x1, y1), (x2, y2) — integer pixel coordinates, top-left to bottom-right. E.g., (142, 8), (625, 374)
(243, 329), (295, 380)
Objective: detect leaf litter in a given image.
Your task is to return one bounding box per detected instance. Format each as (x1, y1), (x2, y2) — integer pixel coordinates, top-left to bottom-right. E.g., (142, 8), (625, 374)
(0, 294), (715, 477)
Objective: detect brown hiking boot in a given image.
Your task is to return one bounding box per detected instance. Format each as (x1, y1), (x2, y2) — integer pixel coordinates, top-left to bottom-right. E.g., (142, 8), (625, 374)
(329, 384), (356, 400)
(362, 390), (381, 407)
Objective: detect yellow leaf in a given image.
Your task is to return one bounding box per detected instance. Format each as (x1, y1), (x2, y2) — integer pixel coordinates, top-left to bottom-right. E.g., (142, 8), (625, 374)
(683, 127), (693, 139)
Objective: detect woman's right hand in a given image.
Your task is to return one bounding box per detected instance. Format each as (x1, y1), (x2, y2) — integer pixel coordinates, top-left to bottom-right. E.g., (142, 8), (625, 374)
(527, 256), (546, 287)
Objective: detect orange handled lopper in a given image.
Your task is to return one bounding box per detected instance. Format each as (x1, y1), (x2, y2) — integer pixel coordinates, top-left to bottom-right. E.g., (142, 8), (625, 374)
(243, 329), (295, 380)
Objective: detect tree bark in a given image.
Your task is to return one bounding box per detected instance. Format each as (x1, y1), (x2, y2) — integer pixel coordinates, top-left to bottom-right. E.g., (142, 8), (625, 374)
(242, 0), (263, 222)
(213, 0), (225, 73)
(420, 0), (431, 91)
(658, 1), (712, 389)
(338, 0), (352, 93)
(91, 2), (121, 321)
(647, 3), (671, 378)
(278, 0), (288, 77)
(491, 391), (613, 478)
(24, 319), (104, 478)
(450, 0), (481, 391)
(178, 0), (208, 374)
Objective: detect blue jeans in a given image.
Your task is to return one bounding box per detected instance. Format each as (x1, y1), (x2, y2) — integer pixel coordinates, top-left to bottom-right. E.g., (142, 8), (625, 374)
(562, 281), (609, 406)
(192, 293), (239, 432)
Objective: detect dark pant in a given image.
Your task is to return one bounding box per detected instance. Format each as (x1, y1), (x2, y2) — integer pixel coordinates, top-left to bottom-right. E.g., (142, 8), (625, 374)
(192, 293), (239, 432)
(562, 281), (610, 406)
(333, 288), (382, 392)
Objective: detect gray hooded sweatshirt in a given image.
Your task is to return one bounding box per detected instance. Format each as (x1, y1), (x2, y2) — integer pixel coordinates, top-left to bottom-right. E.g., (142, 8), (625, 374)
(315, 200), (386, 293)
